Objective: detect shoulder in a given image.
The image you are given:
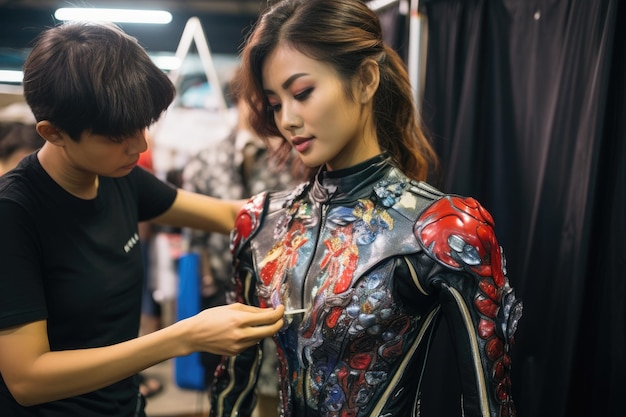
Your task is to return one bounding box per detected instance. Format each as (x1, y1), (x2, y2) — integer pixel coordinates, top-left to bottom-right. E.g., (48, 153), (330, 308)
(128, 166), (174, 190)
(414, 194), (502, 278)
(399, 180), (445, 209)
(231, 192), (268, 255)
(381, 168), (444, 219)
(0, 154), (45, 210)
(231, 182), (308, 255)
(124, 167), (178, 218)
(119, 166), (168, 196)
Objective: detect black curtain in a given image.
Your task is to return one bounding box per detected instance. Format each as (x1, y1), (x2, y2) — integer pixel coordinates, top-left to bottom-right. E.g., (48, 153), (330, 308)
(419, 0), (625, 416)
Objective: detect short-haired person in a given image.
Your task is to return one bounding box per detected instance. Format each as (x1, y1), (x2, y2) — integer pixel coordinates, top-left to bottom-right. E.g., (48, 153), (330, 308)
(0, 21), (284, 416)
(209, 1), (522, 417)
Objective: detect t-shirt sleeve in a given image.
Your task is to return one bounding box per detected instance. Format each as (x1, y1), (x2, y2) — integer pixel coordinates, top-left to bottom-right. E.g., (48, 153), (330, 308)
(0, 201), (47, 329)
(133, 166), (178, 221)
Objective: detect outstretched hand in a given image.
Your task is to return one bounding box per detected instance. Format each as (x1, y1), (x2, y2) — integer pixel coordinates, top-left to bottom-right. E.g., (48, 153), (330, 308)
(180, 303), (285, 356)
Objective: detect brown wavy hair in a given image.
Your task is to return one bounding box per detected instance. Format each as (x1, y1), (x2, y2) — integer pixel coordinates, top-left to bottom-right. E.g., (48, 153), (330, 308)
(239, 0), (438, 181)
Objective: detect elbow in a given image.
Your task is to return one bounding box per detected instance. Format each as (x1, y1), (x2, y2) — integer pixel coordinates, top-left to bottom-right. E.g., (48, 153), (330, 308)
(7, 382), (47, 407)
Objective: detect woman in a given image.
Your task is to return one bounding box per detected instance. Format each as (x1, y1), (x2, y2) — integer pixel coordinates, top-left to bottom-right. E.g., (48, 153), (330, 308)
(210, 1), (522, 416)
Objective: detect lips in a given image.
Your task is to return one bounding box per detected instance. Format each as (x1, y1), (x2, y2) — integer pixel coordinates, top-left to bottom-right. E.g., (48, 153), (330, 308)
(122, 159), (139, 170)
(291, 136), (313, 153)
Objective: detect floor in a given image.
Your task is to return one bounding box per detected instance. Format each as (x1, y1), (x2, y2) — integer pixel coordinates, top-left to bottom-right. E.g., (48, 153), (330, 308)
(143, 360), (210, 417)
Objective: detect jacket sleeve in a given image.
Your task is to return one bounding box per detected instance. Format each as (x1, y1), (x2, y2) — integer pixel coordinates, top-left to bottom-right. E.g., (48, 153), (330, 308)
(210, 193), (268, 417)
(414, 195), (523, 417)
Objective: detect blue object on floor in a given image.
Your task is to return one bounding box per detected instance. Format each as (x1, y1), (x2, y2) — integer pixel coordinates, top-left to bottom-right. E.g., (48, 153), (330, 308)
(174, 252), (207, 390)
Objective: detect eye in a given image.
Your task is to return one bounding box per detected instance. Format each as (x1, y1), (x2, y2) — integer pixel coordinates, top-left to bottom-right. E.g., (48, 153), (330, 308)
(268, 103), (282, 113)
(266, 97), (282, 113)
(294, 87), (313, 101)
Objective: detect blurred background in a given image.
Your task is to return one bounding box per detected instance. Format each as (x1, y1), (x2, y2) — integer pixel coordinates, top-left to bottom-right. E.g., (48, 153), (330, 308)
(0, 0), (262, 52)
(0, 0), (267, 167)
(0, 1), (624, 417)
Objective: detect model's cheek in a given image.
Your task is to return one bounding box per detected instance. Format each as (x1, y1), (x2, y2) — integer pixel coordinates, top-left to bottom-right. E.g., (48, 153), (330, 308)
(317, 107), (342, 140)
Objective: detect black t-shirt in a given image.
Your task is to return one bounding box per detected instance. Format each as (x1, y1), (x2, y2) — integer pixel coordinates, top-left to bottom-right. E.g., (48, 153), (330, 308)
(0, 152), (177, 416)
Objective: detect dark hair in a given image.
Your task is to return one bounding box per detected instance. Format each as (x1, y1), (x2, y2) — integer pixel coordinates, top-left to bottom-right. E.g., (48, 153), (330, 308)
(240, 0), (439, 180)
(0, 122), (44, 161)
(226, 66), (244, 107)
(22, 21), (176, 142)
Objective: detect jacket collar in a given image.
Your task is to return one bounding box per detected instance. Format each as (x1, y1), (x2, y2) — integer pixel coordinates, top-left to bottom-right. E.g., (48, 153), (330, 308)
(310, 154), (392, 204)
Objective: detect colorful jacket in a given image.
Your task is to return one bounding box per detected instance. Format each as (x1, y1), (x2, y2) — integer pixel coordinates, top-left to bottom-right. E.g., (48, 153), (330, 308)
(211, 155), (522, 417)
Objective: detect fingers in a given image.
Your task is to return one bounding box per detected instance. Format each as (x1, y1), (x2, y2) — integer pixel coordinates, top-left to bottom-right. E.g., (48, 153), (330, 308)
(251, 304), (285, 326)
(215, 325), (280, 356)
(249, 314), (285, 338)
(224, 303), (284, 327)
(231, 302), (285, 315)
(223, 304), (284, 354)
(189, 304), (285, 356)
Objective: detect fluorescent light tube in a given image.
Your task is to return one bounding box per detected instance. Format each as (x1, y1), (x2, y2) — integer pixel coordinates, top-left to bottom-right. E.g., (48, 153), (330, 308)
(368, 0), (400, 11)
(0, 70), (23, 83)
(54, 8), (173, 24)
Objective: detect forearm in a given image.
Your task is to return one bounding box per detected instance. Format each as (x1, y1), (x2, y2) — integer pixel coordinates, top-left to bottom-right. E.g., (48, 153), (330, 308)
(8, 323), (188, 406)
(1, 304), (284, 407)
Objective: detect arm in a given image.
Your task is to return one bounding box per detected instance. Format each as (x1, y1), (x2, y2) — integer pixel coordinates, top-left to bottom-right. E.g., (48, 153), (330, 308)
(415, 196), (522, 417)
(152, 188), (246, 234)
(0, 303), (284, 407)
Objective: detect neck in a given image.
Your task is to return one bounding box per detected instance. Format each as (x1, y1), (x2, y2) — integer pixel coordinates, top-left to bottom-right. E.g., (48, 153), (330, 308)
(37, 143), (99, 199)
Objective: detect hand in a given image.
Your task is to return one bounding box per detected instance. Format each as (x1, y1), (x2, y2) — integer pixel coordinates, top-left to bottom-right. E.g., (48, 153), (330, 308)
(180, 303), (285, 356)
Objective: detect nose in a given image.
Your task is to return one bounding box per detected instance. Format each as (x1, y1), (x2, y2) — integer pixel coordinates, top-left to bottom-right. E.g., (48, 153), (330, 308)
(279, 102), (302, 132)
(128, 129), (149, 154)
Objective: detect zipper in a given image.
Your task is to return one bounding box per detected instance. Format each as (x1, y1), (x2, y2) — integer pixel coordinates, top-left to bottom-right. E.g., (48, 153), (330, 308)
(301, 200), (330, 308)
(299, 199), (330, 411)
(134, 390), (143, 417)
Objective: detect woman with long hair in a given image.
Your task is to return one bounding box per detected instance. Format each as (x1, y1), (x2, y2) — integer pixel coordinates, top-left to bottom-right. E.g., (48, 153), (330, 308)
(210, 1), (522, 416)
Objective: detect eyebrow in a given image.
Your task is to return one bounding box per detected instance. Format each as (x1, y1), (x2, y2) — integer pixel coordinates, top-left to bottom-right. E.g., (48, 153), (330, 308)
(263, 73), (308, 94)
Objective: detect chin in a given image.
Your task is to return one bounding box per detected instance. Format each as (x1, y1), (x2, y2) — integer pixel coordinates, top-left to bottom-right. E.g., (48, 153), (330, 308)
(299, 155), (325, 169)
(108, 169), (133, 178)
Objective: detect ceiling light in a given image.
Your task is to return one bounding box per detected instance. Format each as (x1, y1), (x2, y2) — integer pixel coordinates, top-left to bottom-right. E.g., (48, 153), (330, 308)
(368, 0), (401, 11)
(54, 8), (173, 24)
(0, 70), (23, 83)
(151, 55), (181, 71)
